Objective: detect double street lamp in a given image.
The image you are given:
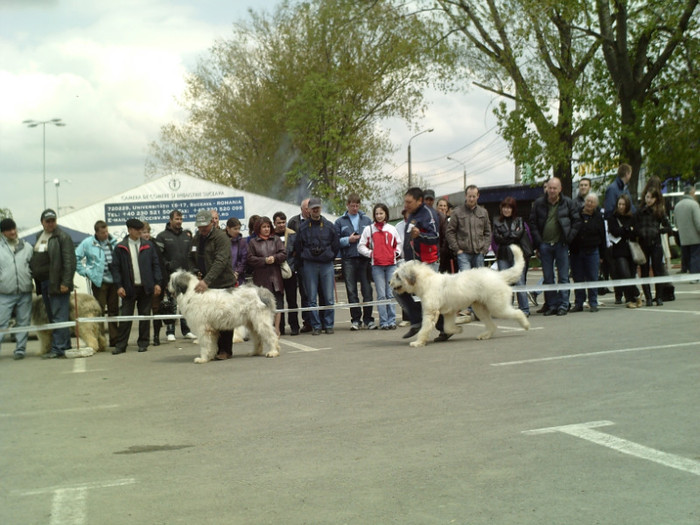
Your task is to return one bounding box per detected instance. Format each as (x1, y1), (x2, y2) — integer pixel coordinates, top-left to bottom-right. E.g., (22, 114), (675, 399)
(446, 156), (467, 190)
(23, 118), (66, 211)
(407, 128), (434, 188)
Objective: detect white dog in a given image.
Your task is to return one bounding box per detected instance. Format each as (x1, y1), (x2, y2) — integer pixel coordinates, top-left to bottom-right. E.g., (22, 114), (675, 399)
(390, 245), (530, 347)
(168, 271), (280, 363)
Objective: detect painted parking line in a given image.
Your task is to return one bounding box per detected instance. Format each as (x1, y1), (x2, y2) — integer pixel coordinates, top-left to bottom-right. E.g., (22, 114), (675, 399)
(523, 421), (700, 477)
(17, 478), (136, 525)
(0, 404), (119, 418)
(279, 339), (330, 353)
(491, 341), (700, 367)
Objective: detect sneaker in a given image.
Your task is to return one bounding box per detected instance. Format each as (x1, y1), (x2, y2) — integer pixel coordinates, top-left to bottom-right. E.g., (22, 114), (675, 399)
(166, 334), (176, 342)
(184, 332), (197, 340)
(527, 292), (538, 306)
(312, 329), (322, 336)
(13, 351), (25, 360)
(388, 324), (397, 330)
(365, 321), (378, 330)
(350, 322), (361, 331)
(324, 328), (334, 334)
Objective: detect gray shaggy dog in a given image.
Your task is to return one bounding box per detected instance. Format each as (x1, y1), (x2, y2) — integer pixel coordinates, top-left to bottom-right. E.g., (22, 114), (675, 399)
(390, 244), (530, 346)
(31, 293), (107, 353)
(168, 270), (280, 363)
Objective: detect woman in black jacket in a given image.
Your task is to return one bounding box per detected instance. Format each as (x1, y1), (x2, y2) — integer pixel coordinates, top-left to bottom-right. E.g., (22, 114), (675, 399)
(634, 187), (672, 306)
(607, 194), (642, 308)
(492, 197), (531, 316)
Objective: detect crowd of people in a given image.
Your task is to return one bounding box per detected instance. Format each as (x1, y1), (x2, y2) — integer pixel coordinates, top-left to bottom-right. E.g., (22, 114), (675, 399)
(1, 165), (698, 359)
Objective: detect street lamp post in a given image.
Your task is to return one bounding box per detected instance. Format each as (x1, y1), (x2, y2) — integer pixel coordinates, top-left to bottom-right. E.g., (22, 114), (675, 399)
(446, 156), (467, 191)
(53, 178), (71, 214)
(23, 118), (66, 210)
(407, 128), (434, 188)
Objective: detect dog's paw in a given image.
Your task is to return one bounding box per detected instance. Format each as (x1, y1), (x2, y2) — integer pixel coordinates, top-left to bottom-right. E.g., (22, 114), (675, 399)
(409, 341), (426, 348)
(194, 357), (208, 364)
(265, 349), (280, 358)
(476, 332), (493, 340)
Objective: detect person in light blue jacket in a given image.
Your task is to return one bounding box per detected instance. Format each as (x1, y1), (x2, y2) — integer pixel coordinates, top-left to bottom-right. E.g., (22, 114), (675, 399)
(0, 218), (34, 359)
(75, 220), (118, 346)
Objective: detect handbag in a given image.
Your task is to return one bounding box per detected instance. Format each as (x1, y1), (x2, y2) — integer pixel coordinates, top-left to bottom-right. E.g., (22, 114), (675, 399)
(280, 260), (293, 279)
(628, 241), (647, 265)
(519, 221), (534, 258)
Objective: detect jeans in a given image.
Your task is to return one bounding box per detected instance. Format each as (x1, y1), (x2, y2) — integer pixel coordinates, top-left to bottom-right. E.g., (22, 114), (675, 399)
(0, 292), (32, 355)
(371, 265), (396, 327)
(457, 252), (485, 271)
(301, 261), (335, 330)
(571, 249), (600, 307)
(40, 281), (71, 355)
(92, 281), (120, 344)
(539, 242), (570, 311)
(682, 244), (700, 274)
(115, 286), (153, 351)
(496, 259), (529, 314)
(341, 257), (374, 325)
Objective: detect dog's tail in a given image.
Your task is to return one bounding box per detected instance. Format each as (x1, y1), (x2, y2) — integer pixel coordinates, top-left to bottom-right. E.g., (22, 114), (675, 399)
(254, 286), (277, 313)
(499, 244), (525, 284)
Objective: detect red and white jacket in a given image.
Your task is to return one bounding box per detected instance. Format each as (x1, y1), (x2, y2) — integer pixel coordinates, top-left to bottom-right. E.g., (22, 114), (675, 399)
(358, 222), (402, 266)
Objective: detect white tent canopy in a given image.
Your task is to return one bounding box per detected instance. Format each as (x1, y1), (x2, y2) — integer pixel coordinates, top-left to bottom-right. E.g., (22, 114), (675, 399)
(22, 174), (334, 240)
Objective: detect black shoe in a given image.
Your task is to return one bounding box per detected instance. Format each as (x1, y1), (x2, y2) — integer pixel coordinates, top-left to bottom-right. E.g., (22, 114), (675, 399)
(138, 347), (148, 353)
(654, 297), (663, 306)
(402, 326), (420, 339)
(536, 305), (549, 314)
(324, 328), (334, 334)
(646, 299), (653, 307)
(312, 329), (322, 336)
(300, 324), (313, 333)
(542, 309), (557, 316)
(153, 335), (160, 346)
(13, 352), (26, 360)
(614, 297), (623, 305)
(290, 328), (299, 336)
(42, 352), (64, 359)
(556, 308), (568, 316)
(570, 305), (584, 312)
(112, 348), (126, 355)
(434, 332), (454, 343)
(589, 306), (599, 312)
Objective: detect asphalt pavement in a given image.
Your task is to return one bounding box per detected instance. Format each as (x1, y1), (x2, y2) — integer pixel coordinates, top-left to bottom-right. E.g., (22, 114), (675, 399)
(1, 279), (699, 525)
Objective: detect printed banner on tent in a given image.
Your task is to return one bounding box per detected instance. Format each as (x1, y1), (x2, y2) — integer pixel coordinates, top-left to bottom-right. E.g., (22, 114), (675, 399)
(105, 197), (245, 225)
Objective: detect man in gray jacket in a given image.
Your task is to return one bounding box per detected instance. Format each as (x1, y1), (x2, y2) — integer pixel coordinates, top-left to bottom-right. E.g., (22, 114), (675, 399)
(446, 185), (492, 271)
(0, 218), (34, 359)
(29, 209), (77, 358)
(674, 183), (700, 275)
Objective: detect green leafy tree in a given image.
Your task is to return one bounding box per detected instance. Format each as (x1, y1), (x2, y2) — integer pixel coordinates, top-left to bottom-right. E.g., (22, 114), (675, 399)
(148, 0), (453, 213)
(434, 0), (599, 196)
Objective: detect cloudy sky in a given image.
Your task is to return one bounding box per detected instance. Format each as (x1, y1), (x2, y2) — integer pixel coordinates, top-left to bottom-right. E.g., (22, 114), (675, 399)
(0, 0), (515, 230)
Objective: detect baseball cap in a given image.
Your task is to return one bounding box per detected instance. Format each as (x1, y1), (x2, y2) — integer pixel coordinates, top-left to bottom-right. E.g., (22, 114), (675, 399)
(423, 189), (436, 199)
(0, 218), (17, 232)
(41, 209), (57, 221)
(195, 209), (213, 227)
(126, 218), (144, 230)
(308, 198), (322, 209)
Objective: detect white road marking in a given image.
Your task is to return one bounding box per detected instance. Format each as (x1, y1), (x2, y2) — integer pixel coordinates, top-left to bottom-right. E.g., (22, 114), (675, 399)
(17, 478), (136, 525)
(73, 358), (86, 373)
(279, 339), (329, 353)
(523, 421), (700, 476)
(636, 308), (700, 315)
(0, 404), (119, 418)
(491, 340), (700, 367)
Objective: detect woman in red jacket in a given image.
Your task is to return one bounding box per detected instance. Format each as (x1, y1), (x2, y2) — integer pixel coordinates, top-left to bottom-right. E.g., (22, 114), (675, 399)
(358, 203), (402, 329)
